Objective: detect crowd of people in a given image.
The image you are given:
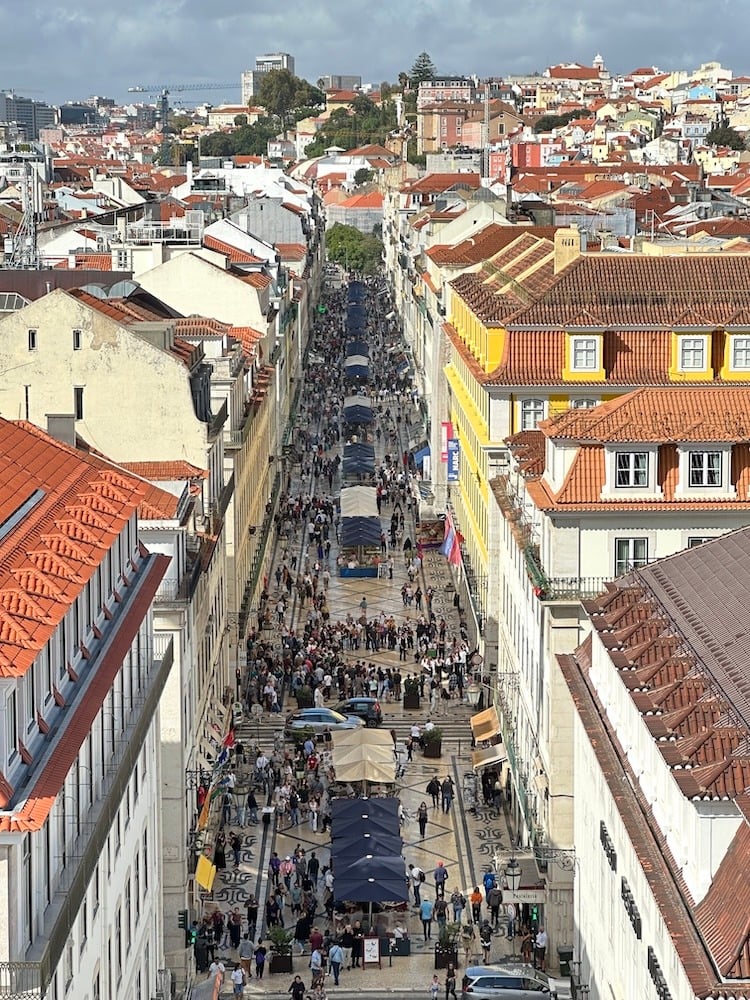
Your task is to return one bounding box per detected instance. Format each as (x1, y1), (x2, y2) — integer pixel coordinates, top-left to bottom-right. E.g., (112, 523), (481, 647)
(192, 274), (535, 998)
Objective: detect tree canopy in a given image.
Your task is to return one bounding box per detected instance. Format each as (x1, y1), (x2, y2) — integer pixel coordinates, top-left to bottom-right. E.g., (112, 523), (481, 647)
(326, 223), (383, 274)
(304, 96), (397, 157)
(409, 52), (437, 86)
(705, 124), (746, 151)
(200, 117), (280, 157)
(257, 69), (325, 134)
(533, 108), (587, 133)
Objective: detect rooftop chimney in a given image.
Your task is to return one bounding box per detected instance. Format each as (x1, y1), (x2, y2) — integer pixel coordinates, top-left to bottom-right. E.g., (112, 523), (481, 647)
(46, 413), (77, 447)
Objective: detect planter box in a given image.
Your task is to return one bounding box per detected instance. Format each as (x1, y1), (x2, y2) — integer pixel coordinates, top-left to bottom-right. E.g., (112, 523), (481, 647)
(269, 954), (293, 974)
(403, 692), (421, 710)
(423, 742), (442, 758)
(434, 948), (458, 969)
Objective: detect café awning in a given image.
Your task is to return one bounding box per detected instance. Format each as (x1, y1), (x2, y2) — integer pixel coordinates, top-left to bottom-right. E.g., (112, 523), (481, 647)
(470, 706), (501, 742)
(471, 745), (508, 771)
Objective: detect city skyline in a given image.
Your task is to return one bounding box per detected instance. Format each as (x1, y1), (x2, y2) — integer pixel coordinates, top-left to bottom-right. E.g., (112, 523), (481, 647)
(7, 0), (749, 105)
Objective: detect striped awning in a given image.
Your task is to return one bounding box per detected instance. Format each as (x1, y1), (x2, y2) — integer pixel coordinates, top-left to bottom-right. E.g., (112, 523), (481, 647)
(471, 745), (508, 771)
(470, 706), (501, 742)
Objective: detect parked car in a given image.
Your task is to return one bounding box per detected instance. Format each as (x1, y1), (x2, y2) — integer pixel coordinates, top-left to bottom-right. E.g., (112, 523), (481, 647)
(284, 708), (365, 738)
(334, 697), (383, 727)
(461, 966), (556, 999)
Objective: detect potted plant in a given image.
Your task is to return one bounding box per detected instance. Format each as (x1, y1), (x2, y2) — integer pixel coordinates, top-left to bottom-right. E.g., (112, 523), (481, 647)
(267, 926), (294, 974)
(295, 684), (313, 709)
(423, 725), (443, 758)
(434, 921), (460, 969)
(403, 675), (421, 710)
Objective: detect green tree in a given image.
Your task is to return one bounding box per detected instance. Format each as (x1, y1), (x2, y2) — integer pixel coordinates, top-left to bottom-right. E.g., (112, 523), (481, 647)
(200, 132), (234, 157)
(354, 167), (374, 186)
(398, 71), (409, 92)
(258, 70), (325, 136)
(533, 108), (587, 132)
(170, 113), (193, 133)
(410, 52), (437, 86)
(705, 124), (746, 150)
(326, 223), (383, 274)
(234, 114), (248, 126)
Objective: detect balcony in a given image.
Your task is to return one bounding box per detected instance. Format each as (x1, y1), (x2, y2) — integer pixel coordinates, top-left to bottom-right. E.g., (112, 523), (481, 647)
(153, 559), (201, 605)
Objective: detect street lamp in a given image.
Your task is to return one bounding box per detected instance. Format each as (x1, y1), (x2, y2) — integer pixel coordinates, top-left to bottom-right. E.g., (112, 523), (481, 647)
(505, 856), (522, 893)
(466, 682), (482, 707)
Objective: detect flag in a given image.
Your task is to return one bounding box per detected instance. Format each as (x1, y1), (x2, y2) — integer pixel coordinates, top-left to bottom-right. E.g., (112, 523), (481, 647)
(440, 513), (463, 567)
(214, 747), (229, 771)
(223, 728), (235, 749)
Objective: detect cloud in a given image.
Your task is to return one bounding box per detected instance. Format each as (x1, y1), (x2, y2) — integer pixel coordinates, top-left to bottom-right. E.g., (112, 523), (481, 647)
(3, 0), (749, 104)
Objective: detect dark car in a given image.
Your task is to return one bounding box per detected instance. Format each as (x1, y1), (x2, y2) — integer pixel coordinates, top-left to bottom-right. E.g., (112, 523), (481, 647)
(283, 708), (365, 738)
(335, 697), (383, 727)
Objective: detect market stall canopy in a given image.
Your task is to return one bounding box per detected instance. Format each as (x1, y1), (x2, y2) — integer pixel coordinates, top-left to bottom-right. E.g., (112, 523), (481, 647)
(333, 728), (394, 749)
(342, 395), (374, 424)
(335, 757), (395, 784)
(344, 354), (369, 372)
(470, 706), (501, 743)
(347, 281), (366, 303)
(332, 797), (401, 826)
(346, 339), (369, 357)
(332, 831), (403, 858)
(339, 485), (379, 519)
(471, 744), (508, 771)
(340, 517), (381, 548)
(333, 854), (409, 903)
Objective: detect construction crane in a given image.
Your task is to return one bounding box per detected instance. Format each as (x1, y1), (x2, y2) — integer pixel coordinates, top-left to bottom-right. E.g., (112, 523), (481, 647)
(128, 82), (237, 161)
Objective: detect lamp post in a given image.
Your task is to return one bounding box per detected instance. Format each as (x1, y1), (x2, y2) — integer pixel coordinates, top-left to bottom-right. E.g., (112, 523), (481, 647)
(504, 856), (522, 893)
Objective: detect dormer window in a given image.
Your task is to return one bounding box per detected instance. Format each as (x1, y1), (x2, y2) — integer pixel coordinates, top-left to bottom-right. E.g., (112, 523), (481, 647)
(679, 336), (706, 371)
(616, 452), (648, 488)
(571, 336), (599, 371)
(688, 451), (722, 488)
(731, 336), (750, 370)
(675, 445), (734, 498)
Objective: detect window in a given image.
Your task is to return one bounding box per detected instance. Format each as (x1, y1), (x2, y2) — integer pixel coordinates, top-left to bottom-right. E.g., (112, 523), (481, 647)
(74, 387), (84, 421)
(64, 939), (74, 992)
(571, 336), (598, 370)
(28, 329), (37, 351)
(689, 451), (722, 487)
(7, 690), (17, 763)
(615, 452), (648, 488)
(688, 536), (712, 548)
(679, 337), (706, 370)
(73, 329), (82, 351)
(570, 398), (597, 409)
(732, 336), (750, 370)
(615, 538), (648, 575)
(115, 905), (122, 982)
(92, 863), (100, 917)
(520, 398), (545, 430)
(80, 898), (88, 951)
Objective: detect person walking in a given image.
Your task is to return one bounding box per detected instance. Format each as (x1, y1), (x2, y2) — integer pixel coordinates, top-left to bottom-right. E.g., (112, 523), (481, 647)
(340, 923), (354, 969)
(230, 966), (245, 997)
(417, 801), (428, 838)
(254, 940), (267, 979)
(434, 861), (449, 899)
(238, 934), (254, 981)
(427, 776), (441, 808)
(329, 940), (344, 985)
(534, 927), (548, 972)
(488, 884), (503, 929)
(408, 863), (424, 905)
(430, 974), (440, 1000)
(445, 963), (457, 1000)
(351, 920), (364, 968)
(469, 886), (483, 925)
(310, 946), (324, 989)
(461, 922), (476, 968)
(420, 897), (434, 940)
(441, 776), (454, 813)
(479, 921), (493, 964)
(288, 975), (306, 1000)
(450, 888), (466, 923)
(505, 900), (517, 939)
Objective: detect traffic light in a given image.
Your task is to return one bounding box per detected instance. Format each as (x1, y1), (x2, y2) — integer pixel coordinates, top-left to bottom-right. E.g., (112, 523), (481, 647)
(530, 904), (539, 928)
(187, 924), (198, 948)
(178, 909), (188, 930)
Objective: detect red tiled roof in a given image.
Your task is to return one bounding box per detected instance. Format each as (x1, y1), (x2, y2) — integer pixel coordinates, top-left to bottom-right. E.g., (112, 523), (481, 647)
(0, 420), (150, 679)
(53, 253), (113, 271)
(428, 224), (560, 267)
(275, 243), (307, 261)
(203, 234), (264, 264)
(237, 271), (272, 289)
(401, 172), (482, 195)
(120, 460), (207, 481)
(539, 387), (750, 443)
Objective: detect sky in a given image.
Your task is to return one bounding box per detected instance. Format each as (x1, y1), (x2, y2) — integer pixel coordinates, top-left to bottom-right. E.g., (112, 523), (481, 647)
(4, 0), (750, 106)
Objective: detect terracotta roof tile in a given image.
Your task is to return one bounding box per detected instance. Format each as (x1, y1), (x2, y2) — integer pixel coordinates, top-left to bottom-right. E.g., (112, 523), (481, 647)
(0, 420), (150, 679)
(120, 461), (207, 481)
(203, 235), (264, 264)
(275, 243), (307, 261)
(400, 172), (481, 195)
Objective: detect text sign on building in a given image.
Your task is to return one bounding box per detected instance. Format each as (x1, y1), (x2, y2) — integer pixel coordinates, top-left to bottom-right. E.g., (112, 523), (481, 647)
(440, 421), (454, 462)
(447, 438), (460, 483)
